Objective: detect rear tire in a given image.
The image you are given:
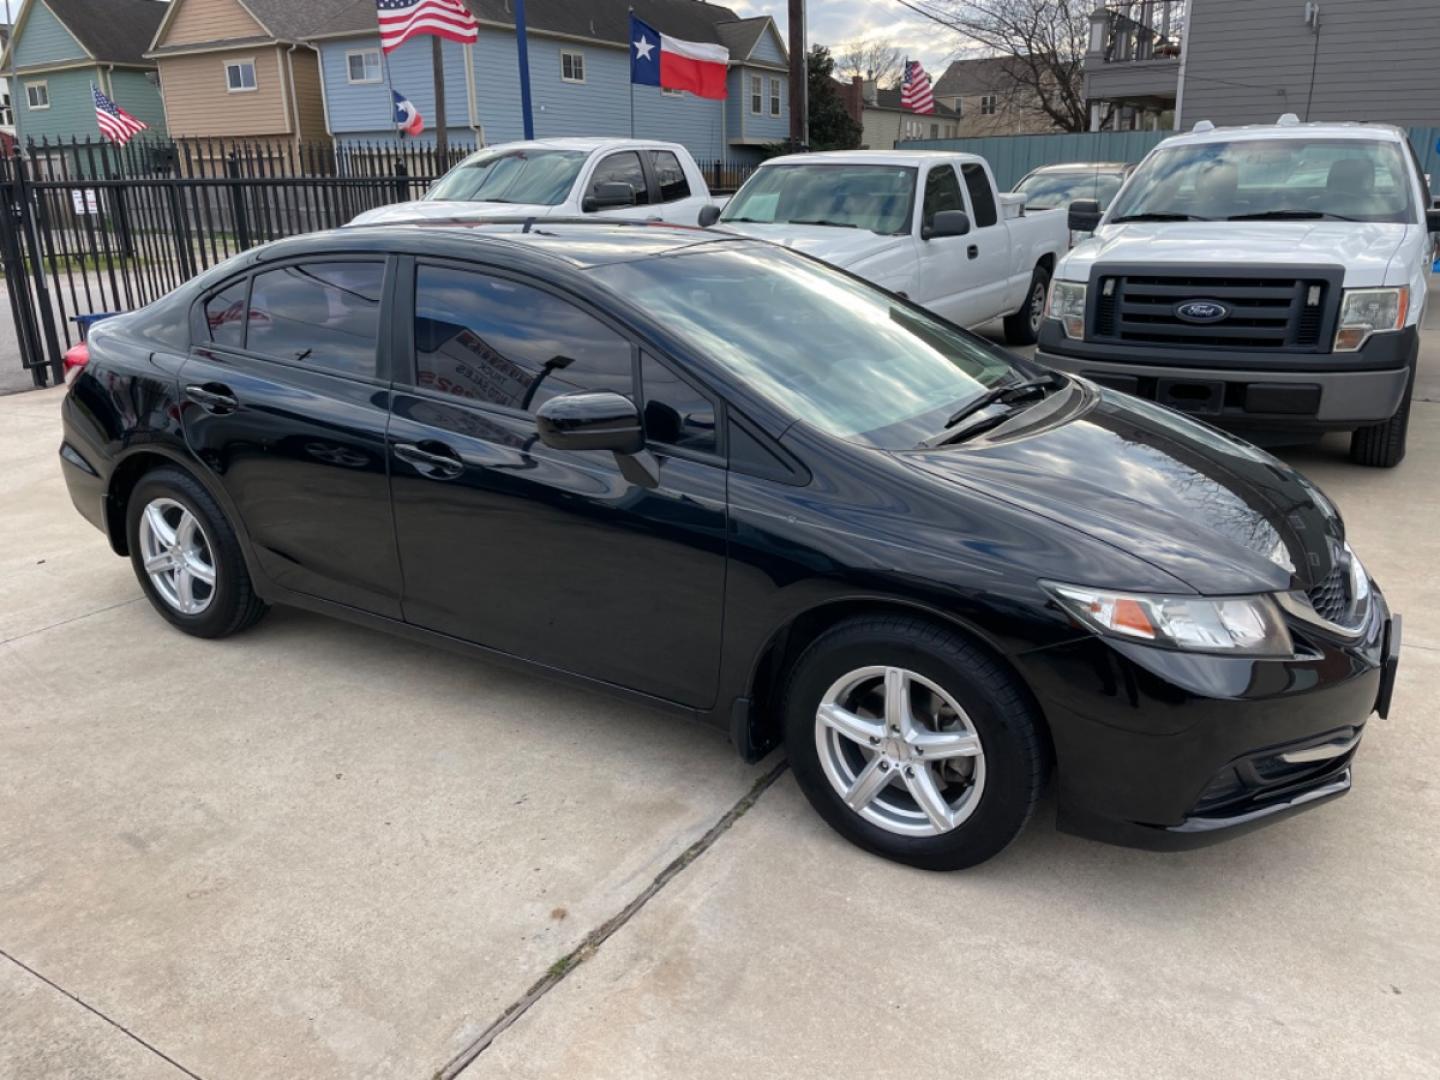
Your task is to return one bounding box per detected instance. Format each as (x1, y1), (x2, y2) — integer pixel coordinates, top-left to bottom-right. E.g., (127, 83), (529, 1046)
(1003, 265), (1051, 347)
(782, 615), (1046, 871)
(125, 466), (268, 638)
(1349, 367), (1413, 468)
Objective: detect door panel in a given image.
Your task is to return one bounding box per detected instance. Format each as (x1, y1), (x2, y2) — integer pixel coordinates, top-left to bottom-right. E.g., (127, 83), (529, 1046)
(914, 163), (984, 325)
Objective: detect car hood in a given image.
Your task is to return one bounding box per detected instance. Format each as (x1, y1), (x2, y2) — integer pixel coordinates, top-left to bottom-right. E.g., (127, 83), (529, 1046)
(349, 199), (556, 225)
(1064, 221), (1409, 286)
(906, 387), (1344, 595)
(715, 222), (909, 268)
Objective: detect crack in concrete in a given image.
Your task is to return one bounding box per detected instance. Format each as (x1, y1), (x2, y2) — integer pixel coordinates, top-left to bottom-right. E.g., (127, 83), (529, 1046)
(0, 596), (143, 648)
(0, 947), (205, 1080)
(436, 758), (791, 1079)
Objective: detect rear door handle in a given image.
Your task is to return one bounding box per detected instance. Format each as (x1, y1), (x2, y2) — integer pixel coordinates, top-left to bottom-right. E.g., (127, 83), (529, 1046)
(184, 383), (238, 413)
(967, 245), (979, 260)
(394, 441), (464, 479)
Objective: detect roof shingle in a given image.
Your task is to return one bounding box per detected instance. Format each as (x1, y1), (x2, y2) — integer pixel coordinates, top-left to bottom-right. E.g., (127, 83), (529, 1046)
(45, 0), (168, 66)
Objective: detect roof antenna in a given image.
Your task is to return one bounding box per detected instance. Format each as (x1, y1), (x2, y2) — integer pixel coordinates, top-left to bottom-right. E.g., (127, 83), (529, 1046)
(522, 216), (537, 233)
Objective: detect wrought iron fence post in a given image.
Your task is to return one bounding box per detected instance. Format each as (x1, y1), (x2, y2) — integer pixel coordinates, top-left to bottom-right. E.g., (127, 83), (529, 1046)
(0, 146), (52, 386)
(226, 151), (252, 250)
(394, 157), (409, 203)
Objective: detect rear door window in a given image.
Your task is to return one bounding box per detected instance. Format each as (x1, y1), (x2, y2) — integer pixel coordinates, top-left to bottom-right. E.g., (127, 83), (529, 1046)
(960, 163), (998, 228)
(246, 261), (385, 378)
(649, 151), (691, 202)
(202, 280), (248, 348)
(590, 151), (651, 207)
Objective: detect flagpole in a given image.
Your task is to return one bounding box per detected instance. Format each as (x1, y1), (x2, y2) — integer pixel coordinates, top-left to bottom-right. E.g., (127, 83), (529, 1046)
(381, 47), (401, 138)
(515, 0), (535, 139)
(628, 6), (635, 138)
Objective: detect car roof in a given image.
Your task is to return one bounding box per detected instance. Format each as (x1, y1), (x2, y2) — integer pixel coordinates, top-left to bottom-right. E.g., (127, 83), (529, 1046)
(1022, 162), (1130, 175)
(255, 218), (739, 271)
(457, 136), (691, 156)
(1158, 119), (1407, 150)
(760, 149), (988, 168)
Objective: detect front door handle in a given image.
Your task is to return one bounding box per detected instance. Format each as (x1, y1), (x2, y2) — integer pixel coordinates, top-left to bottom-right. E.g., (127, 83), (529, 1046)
(394, 441), (464, 479)
(184, 383), (238, 413)
(967, 244), (979, 260)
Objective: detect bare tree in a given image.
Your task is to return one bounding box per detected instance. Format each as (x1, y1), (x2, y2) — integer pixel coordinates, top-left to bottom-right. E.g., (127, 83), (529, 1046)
(835, 38), (903, 89)
(899, 0), (1095, 132)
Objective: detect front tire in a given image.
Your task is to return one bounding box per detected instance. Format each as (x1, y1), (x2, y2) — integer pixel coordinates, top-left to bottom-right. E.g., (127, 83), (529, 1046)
(782, 616), (1046, 871)
(125, 466), (268, 638)
(1003, 265), (1051, 347)
(1349, 369), (1412, 468)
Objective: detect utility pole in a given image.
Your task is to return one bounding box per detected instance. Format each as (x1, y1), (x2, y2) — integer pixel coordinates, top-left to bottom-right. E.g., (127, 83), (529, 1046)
(787, 0), (807, 149)
(432, 36), (449, 165)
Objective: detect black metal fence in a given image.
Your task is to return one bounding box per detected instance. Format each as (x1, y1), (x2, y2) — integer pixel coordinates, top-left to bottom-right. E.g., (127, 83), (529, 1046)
(1, 137), (760, 387)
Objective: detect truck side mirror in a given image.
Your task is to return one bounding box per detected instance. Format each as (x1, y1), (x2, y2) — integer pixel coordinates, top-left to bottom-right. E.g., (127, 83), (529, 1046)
(1427, 207), (1440, 233)
(698, 204), (721, 227)
(583, 182), (636, 212)
(922, 209), (970, 240)
(1068, 199), (1103, 232)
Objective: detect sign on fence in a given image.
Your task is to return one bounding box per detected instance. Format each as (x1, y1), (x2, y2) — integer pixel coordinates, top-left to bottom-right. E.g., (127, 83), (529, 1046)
(70, 188), (99, 216)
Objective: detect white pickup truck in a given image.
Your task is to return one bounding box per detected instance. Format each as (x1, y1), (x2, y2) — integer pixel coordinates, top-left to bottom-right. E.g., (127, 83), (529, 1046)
(1043, 116), (1439, 467)
(349, 137), (722, 226)
(712, 150), (1070, 344)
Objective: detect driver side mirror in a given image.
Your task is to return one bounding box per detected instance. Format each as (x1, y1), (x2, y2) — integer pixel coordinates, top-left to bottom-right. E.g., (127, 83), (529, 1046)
(1427, 207), (1440, 233)
(582, 182), (636, 212)
(1068, 199), (1103, 232)
(698, 204), (721, 228)
(921, 209), (970, 240)
(535, 391), (644, 454)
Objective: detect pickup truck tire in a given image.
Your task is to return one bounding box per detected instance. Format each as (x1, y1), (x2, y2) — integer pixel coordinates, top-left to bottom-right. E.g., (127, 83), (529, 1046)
(1003, 266), (1051, 347)
(1349, 366), (1413, 468)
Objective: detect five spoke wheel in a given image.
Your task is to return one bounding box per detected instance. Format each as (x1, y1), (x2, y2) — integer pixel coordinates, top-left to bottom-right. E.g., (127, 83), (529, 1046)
(137, 497), (217, 616)
(814, 665), (986, 837)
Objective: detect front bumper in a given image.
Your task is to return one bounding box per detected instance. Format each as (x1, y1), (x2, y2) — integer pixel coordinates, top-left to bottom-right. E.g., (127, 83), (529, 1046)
(1036, 322), (1417, 431)
(1014, 588), (1397, 851)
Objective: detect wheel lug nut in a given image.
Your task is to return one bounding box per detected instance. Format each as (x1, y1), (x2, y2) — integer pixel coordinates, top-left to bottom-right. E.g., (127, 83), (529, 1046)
(905, 766), (915, 778)
(879, 761), (890, 772)
(868, 736), (880, 746)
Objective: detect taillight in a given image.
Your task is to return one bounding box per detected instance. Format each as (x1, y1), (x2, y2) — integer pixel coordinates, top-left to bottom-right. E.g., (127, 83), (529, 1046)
(63, 342), (89, 384)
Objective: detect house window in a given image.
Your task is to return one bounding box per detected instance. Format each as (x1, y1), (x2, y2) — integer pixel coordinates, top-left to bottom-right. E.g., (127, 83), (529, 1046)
(25, 82), (49, 110)
(347, 49), (381, 84)
(750, 75), (761, 114)
(661, 88), (685, 97)
(929, 123), (938, 138)
(980, 94), (997, 115)
(225, 59), (258, 92)
(769, 77), (780, 117)
(561, 51), (585, 83)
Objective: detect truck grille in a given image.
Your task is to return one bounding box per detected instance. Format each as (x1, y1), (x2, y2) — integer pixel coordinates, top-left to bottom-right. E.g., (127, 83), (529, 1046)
(1091, 273), (1334, 351)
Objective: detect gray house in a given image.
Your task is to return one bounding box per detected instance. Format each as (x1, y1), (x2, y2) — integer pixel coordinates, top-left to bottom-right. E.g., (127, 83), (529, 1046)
(1084, 0), (1440, 131)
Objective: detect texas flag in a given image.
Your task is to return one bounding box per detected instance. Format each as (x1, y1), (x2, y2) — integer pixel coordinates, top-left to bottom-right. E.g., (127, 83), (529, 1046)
(630, 14), (729, 100)
(393, 89), (423, 136)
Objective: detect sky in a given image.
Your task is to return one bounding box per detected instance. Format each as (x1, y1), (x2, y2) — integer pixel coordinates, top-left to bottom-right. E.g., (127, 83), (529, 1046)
(727, 0), (963, 83)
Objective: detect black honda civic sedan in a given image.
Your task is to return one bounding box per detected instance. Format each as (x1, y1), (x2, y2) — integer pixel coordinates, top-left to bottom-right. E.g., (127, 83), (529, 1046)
(58, 220), (1400, 869)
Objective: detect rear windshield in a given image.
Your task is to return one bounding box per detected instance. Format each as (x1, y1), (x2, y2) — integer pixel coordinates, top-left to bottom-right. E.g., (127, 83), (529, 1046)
(1107, 137), (1415, 223)
(720, 164), (916, 235)
(427, 148), (588, 206)
(1015, 169), (1125, 210)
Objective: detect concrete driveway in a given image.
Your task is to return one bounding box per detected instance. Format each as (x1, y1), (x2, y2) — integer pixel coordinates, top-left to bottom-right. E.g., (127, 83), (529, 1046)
(3, 359), (1438, 1076)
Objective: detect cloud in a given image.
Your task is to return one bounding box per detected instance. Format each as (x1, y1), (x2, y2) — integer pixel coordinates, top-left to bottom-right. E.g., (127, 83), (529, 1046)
(728, 0), (962, 78)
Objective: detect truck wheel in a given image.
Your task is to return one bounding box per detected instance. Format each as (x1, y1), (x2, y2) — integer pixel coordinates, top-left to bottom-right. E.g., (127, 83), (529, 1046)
(1004, 266), (1050, 347)
(1349, 369), (1413, 468)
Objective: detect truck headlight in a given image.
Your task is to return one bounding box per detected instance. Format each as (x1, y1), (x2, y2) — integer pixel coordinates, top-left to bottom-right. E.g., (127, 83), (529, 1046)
(1044, 583), (1293, 657)
(1045, 280), (1086, 339)
(1334, 287), (1407, 352)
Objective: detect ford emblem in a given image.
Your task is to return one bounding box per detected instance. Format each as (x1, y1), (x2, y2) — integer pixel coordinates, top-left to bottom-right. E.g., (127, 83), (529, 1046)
(1175, 299), (1230, 323)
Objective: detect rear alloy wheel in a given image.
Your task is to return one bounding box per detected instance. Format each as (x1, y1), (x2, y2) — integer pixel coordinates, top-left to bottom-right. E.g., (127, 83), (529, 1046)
(1003, 265), (1051, 347)
(138, 498), (217, 617)
(784, 616), (1046, 870)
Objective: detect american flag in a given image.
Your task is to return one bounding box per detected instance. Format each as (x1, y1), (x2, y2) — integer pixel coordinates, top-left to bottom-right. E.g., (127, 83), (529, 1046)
(376, 0), (479, 54)
(92, 86), (148, 146)
(900, 60), (935, 115)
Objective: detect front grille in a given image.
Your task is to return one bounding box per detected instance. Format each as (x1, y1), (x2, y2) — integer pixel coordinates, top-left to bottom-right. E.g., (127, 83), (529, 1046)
(1090, 273), (1334, 351)
(1306, 563), (1350, 623)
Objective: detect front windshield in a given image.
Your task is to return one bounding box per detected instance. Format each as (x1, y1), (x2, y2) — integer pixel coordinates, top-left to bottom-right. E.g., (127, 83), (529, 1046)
(1106, 137), (1414, 223)
(719, 164), (916, 235)
(426, 148), (588, 205)
(1015, 169), (1124, 210)
(592, 243), (1020, 449)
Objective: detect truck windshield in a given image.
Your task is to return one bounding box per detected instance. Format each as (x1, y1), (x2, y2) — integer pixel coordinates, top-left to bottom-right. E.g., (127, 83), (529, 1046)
(592, 243), (1020, 449)
(1106, 137), (1415, 224)
(720, 164), (916, 234)
(1015, 169), (1125, 210)
(426, 149), (588, 205)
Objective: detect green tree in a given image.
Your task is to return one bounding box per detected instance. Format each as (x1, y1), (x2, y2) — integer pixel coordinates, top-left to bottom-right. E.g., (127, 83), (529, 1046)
(806, 45), (862, 151)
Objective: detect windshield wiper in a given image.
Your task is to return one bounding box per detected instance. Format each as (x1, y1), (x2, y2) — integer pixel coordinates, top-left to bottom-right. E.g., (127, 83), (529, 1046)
(1227, 209), (1360, 221)
(789, 218), (859, 228)
(1109, 212), (1209, 223)
(720, 216), (769, 223)
(922, 374), (1063, 448)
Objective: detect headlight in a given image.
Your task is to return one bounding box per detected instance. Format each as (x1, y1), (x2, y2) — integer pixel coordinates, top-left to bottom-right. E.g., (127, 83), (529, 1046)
(1334, 287), (1408, 352)
(1045, 583), (1293, 657)
(1045, 280), (1086, 339)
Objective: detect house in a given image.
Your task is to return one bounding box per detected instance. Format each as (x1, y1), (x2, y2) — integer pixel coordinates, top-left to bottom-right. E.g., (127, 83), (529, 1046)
(836, 78), (961, 149)
(1085, 0), (1440, 131)
(930, 56), (1067, 137)
(1, 0), (168, 146)
(304, 0), (790, 164)
(0, 25), (13, 139)
(145, 0), (343, 162)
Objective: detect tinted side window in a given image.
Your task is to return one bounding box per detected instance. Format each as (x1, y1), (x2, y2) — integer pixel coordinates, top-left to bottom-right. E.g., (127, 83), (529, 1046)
(961, 163), (998, 228)
(922, 165), (965, 229)
(590, 151), (650, 207)
(202, 280), (248, 348)
(641, 353), (717, 454)
(247, 262), (384, 377)
(414, 266), (634, 411)
(649, 151), (691, 202)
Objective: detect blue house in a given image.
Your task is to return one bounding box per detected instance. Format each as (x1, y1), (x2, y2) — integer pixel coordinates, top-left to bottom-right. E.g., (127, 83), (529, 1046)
(306, 0), (790, 164)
